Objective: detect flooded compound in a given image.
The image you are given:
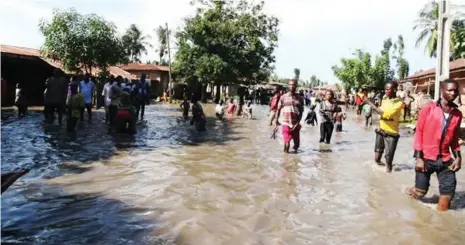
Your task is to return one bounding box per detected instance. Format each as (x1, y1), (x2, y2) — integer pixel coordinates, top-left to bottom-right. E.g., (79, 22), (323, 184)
(2, 104), (465, 245)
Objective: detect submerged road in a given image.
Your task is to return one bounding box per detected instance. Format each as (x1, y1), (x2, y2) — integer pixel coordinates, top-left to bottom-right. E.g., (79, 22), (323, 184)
(2, 104), (465, 244)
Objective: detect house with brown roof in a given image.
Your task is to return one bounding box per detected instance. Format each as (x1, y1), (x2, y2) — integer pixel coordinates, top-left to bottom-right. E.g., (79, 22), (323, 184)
(403, 58), (465, 112)
(118, 63), (170, 97)
(1, 44), (136, 105)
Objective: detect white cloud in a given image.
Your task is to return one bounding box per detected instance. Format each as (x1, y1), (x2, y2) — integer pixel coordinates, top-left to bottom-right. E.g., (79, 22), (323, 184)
(0, 0), (454, 82)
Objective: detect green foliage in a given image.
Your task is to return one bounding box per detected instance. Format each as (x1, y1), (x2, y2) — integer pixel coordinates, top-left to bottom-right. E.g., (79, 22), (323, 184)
(392, 35), (409, 80)
(453, 21), (465, 59)
(414, 1), (465, 58)
(122, 24), (152, 63)
(39, 8), (126, 74)
(172, 0), (279, 86)
(309, 75), (322, 88)
(155, 25), (168, 64)
(333, 38), (397, 90)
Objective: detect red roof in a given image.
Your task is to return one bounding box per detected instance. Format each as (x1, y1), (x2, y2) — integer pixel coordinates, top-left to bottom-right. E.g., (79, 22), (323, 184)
(405, 58), (465, 80)
(1, 44), (136, 79)
(119, 63), (169, 72)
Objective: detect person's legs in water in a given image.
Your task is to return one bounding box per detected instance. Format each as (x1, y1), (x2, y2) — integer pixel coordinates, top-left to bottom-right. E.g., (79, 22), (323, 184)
(84, 103), (92, 122)
(67, 117), (78, 132)
(408, 160), (456, 211)
(140, 102), (145, 121)
(282, 125), (292, 153)
(319, 122), (326, 143)
(292, 124), (301, 153)
(325, 122), (334, 144)
(56, 104), (63, 125)
(374, 132), (385, 165)
(336, 122), (342, 132)
(365, 115), (371, 127)
(383, 135), (399, 172)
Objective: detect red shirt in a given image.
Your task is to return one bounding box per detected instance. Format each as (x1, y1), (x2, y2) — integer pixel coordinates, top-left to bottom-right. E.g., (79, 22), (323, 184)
(269, 93), (281, 112)
(414, 100), (462, 162)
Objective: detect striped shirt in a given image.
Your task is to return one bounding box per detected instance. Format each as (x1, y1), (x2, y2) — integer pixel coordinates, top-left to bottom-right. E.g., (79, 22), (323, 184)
(278, 92), (304, 127)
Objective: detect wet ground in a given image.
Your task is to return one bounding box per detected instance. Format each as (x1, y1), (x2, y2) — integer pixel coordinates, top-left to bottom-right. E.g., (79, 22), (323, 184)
(2, 104), (465, 245)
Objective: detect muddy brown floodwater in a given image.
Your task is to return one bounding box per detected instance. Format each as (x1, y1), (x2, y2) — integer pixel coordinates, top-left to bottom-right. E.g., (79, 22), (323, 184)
(2, 104), (465, 244)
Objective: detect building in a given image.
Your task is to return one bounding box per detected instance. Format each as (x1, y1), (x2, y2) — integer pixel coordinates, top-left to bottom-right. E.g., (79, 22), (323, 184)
(403, 58), (465, 112)
(118, 63), (170, 98)
(1, 44), (135, 105)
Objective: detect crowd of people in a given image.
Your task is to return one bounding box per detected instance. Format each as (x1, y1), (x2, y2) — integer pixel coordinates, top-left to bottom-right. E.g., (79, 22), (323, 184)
(266, 78), (463, 211)
(39, 69), (151, 134)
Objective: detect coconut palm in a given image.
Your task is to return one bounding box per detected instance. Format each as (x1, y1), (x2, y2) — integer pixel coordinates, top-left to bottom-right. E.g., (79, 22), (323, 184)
(414, 1), (465, 58)
(155, 26), (169, 64)
(122, 24), (152, 62)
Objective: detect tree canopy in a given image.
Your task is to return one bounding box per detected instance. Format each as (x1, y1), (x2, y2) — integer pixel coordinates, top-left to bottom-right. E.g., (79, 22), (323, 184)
(172, 0), (279, 87)
(39, 8), (126, 74)
(332, 38), (397, 90)
(122, 24), (152, 63)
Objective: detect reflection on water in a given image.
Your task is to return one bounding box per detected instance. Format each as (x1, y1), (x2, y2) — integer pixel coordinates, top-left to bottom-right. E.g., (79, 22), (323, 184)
(2, 104), (465, 244)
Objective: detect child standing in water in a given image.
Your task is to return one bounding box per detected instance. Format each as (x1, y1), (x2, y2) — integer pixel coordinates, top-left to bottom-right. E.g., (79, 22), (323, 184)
(67, 83), (84, 132)
(242, 101), (253, 119)
(227, 98), (236, 115)
(180, 98), (190, 121)
(334, 112), (346, 132)
(362, 102), (373, 126)
(215, 100), (225, 119)
(305, 105), (318, 126)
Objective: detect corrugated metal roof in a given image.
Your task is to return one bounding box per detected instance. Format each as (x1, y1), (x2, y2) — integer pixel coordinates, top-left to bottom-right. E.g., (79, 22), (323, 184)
(1, 44), (136, 79)
(404, 58), (465, 80)
(119, 63), (169, 72)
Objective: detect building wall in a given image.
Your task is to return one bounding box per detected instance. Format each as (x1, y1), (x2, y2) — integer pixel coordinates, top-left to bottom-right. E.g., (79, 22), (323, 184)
(124, 70), (169, 98)
(411, 70), (465, 115)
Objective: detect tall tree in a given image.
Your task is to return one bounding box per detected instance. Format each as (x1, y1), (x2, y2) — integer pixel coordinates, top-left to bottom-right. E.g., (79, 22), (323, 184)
(392, 35), (410, 80)
(293, 68), (300, 81)
(39, 8), (126, 74)
(173, 0), (279, 101)
(122, 24), (152, 62)
(452, 21), (465, 59)
(155, 25), (168, 64)
(413, 1), (464, 58)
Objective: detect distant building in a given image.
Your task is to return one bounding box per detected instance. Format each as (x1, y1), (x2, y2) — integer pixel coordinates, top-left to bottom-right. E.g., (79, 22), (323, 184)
(118, 63), (170, 98)
(1, 44), (136, 105)
(403, 58), (465, 113)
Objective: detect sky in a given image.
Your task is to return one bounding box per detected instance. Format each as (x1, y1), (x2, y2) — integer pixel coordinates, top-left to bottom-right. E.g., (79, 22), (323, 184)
(0, 0), (460, 83)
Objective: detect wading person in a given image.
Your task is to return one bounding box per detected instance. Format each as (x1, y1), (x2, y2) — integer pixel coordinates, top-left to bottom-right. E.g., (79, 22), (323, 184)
(334, 112), (346, 132)
(44, 69), (68, 125)
(215, 100), (225, 120)
(134, 74), (150, 121)
(319, 90), (339, 144)
(15, 83), (27, 117)
(403, 90), (415, 122)
(66, 83), (84, 132)
(304, 105), (318, 126)
(114, 87), (137, 134)
(79, 74), (95, 123)
(355, 88), (365, 115)
(102, 76), (115, 123)
(407, 79), (462, 211)
(180, 98), (190, 121)
(364, 81), (403, 172)
(269, 86), (281, 126)
(362, 101), (373, 127)
(274, 79), (304, 153)
(191, 99), (206, 131)
(227, 98), (236, 115)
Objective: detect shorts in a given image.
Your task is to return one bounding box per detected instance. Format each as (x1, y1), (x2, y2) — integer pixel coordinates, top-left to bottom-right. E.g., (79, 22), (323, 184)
(415, 159), (456, 196)
(282, 124), (301, 144)
(374, 129), (399, 163)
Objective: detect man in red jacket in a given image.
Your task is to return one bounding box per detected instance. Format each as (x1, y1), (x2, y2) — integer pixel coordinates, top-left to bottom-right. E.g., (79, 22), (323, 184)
(407, 79), (462, 211)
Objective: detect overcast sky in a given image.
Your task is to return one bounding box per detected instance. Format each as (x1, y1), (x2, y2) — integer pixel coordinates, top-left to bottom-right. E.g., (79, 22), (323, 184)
(0, 0), (460, 82)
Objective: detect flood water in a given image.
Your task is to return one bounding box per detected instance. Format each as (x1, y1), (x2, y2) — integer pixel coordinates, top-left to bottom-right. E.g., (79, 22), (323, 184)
(2, 104), (465, 245)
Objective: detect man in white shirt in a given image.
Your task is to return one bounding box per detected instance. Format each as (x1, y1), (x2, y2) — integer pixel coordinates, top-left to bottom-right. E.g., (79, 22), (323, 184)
(102, 75), (115, 123)
(79, 74), (95, 122)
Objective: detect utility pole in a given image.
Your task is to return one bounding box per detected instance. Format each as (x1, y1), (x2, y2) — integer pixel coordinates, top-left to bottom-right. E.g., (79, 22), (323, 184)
(166, 22), (173, 98)
(434, 0), (451, 100)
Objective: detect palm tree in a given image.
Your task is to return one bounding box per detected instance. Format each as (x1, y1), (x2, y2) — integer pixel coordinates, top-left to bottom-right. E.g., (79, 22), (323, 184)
(122, 24), (152, 62)
(414, 1), (465, 58)
(155, 26), (168, 64)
